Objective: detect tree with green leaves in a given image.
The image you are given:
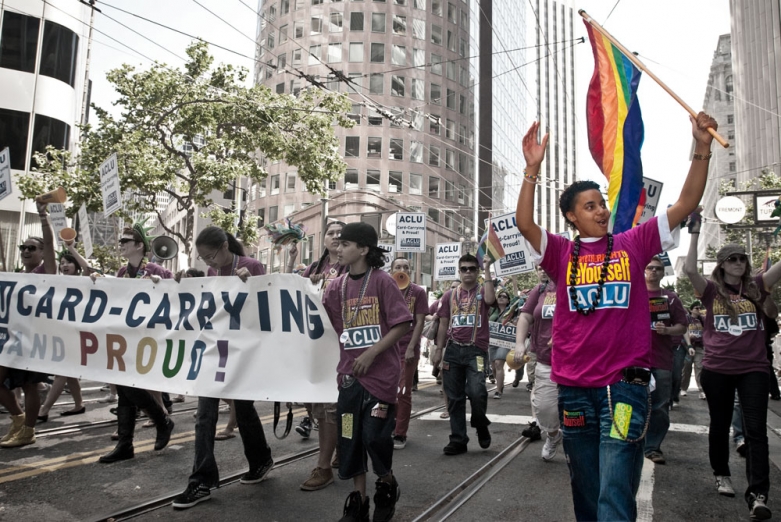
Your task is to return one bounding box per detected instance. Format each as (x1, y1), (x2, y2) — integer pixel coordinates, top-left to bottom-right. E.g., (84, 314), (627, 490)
(18, 41), (353, 257)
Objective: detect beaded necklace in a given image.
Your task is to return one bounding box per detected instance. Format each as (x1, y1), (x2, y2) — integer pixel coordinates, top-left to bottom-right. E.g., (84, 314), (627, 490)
(341, 267), (373, 328)
(123, 258), (148, 279)
(568, 234), (614, 316)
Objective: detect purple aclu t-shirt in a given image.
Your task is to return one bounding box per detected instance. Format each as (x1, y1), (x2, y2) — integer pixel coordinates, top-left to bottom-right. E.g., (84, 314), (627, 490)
(648, 289), (687, 371)
(396, 283), (429, 358)
(536, 216), (677, 388)
(322, 269), (413, 404)
(700, 275), (771, 375)
(206, 255), (266, 277)
(437, 285), (491, 351)
(520, 280), (557, 365)
(117, 262), (174, 279)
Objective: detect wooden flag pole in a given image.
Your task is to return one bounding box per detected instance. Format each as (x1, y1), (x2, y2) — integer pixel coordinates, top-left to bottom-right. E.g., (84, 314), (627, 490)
(579, 9), (729, 149)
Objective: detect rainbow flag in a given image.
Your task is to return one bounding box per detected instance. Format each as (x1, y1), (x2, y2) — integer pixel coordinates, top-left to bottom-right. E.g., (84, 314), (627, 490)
(584, 20), (645, 234)
(476, 220), (505, 265)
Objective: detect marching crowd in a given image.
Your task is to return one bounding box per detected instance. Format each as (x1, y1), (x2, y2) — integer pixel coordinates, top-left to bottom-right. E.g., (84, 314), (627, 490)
(2, 111), (780, 521)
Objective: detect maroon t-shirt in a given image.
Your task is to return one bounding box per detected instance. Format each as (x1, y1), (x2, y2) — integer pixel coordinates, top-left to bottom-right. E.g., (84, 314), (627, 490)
(687, 314), (704, 347)
(437, 285), (491, 351)
(206, 255), (265, 277)
(31, 264), (47, 274)
(117, 261), (174, 279)
(700, 275), (770, 375)
(648, 289), (687, 370)
(396, 283), (429, 358)
(322, 269), (413, 404)
(520, 280), (557, 365)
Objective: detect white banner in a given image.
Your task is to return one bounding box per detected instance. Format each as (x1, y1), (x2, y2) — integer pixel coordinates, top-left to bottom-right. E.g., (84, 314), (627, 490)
(78, 204), (93, 259)
(0, 273), (340, 402)
(638, 177), (663, 225)
(378, 242), (395, 272)
(48, 203), (68, 245)
(489, 212), (534, 276)
(100, 153), (121, 217)
(395, 212), (426, 252)
(0, 147), (12, 202)
(434, 242), (461, 281)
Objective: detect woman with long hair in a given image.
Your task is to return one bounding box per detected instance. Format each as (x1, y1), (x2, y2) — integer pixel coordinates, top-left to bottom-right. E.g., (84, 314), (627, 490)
(685, 224), (781, 520)
(487, 288), (514, 399)
(172, 226), (274, 510)
(515, 113), (716, 521)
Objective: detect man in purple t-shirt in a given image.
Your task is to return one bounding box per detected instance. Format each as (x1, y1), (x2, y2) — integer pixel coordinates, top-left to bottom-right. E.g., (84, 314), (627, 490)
(644, 256), (687, 465)
(435, 253), (496, 455)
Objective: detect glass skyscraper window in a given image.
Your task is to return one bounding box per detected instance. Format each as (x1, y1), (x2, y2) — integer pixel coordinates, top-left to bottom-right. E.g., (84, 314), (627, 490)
(39, 21), (79, 86)
(0, 12), (40, 74)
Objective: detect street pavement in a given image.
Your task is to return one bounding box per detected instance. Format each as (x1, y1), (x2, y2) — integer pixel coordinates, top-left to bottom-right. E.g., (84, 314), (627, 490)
(1, 363), (781, 521)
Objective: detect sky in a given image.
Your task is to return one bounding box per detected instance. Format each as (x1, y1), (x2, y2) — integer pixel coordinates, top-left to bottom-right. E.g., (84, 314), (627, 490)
(87, 0), (733, 264)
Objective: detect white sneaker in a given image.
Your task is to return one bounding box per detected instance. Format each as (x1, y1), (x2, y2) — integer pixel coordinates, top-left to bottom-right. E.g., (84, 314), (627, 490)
(493, 391), (502, 400)
(716, 475), (735, 497)
(98, 394), (117, 403)
(699, 392), (707, 400)
(541, 431), (563, 461)
(749, 493), (772, 520)
(680, 390), (687, 396)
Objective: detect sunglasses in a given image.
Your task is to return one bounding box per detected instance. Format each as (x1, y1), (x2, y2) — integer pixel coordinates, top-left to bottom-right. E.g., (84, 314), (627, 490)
(459, 266), (478, 273)
(645, 266), (664, 272)
(119, 238), (138, 245)
(19, 245), (38, 253)
(725, 254), (747, 264)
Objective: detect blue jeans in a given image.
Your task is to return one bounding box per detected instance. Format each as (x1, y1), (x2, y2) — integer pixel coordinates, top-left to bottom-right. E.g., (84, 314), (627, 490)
(671, 345), (686, 401)
(701, 369), (770, 502)
(645, 369), (672, 456)
(442, 342), (490, 446)
(189, 397), (272, 487)
(731, 392), (743, 443)
(559, 381), (648, 521)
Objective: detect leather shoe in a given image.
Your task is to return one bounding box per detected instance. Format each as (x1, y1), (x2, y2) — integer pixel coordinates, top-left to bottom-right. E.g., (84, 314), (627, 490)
(37, 415), (48, 423)
(60, 407), (86, 416)
(443, 442), (467, 456)
(154, 417), (175, 451)
(99, 443), (134, 463)
(477, 425), (491, 449)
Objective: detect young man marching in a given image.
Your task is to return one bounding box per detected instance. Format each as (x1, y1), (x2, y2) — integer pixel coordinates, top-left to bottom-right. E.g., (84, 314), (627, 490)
(322, 223), (412, 522)
(434, 253), (496, 455)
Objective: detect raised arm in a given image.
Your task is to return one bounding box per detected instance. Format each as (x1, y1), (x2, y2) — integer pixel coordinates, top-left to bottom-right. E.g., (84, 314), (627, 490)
(762, 259), (781, 291)
(666, 113), (718, 230)
(683, 219), (707, 296)
(515, 122), (549, 253)
(65, 240), (92, 274)
(37, 201), (57, 274)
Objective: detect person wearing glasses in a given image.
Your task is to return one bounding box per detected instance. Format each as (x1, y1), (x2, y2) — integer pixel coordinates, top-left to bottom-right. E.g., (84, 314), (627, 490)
(434, 253), (496, 456)
(173, 226), (274, 510)
(96, 222), (176, 463)
(487, 288), (514, 399)
(643, 256), (687, 465)
(681, 301), (705, 399)
(685, 226), (781, 520)
(0, 201), (57, 448)
(515, 113), (716, 522)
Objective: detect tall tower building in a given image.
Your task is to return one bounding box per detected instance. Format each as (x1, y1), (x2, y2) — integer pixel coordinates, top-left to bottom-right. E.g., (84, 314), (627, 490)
(253, 0), (479, 287)
(0, 0), (92, 268)
(730, 0), (781, 186)
(477, 1), (529, 232)
(532, 0), (576, 234)
(698, 34), (735, 260)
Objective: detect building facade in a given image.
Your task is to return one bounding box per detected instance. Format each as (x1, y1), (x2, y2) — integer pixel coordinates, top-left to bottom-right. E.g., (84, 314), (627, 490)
(730, 0), (781, 189)
(532, 0), (576, 234)
(251, 0), (481, 287)
(0, 0), (92, 269)
(698, 34), (735, 260)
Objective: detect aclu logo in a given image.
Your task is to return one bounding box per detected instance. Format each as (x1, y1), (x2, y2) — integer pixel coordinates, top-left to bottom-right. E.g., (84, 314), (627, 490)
(439, 266), (456, 276)
(106, 192), (118, 207)
(401, 238), (421, 247)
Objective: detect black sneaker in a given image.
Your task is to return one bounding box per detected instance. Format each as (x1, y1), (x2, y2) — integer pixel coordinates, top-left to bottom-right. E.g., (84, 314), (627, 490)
(154, 417), (175, 451)
(240, 458), (274, 484)
(296, 417), (312, 439)
(443, 441), (467, 455)
(749, 493), (772, 520)
(339, 491), (369, 522)
(476, 425), (491, 449)
(526, 383), (534, 392)
(522, 421), (542, 441)
(373, 475), (400, 522)
(172, 483), (211, 510)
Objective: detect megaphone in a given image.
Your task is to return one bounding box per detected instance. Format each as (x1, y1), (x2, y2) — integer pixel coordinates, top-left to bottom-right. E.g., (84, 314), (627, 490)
(59, 227), (77, 244)
(36, 186), (67, 204)
(393, 271), (410, 290)
(151, 236), (178, 260)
